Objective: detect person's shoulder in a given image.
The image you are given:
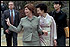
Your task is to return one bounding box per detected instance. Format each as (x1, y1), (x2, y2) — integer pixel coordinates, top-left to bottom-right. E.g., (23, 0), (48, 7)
(14, 9), (19, 12)
(33, 16), (37, 18)
(33, 16), (40, 21)
(49, 10), (55, 14)
(49, 11), (55, 17)
(61, 10), (66, 14)
(20, 17), (26, 22)
(4, 9), (9, 13)
(21, 17), (27, 20)
(33, 16), (38, 19)
(60, 10), (67, 17)
(47, 13), (54, 20)
(38, 16), (41, 18)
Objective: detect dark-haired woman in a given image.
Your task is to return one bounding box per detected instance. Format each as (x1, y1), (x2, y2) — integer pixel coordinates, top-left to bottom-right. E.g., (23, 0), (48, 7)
(36, 3), (57, 46)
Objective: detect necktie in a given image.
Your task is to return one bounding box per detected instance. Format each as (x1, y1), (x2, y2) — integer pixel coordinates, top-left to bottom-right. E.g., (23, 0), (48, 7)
(11, 10), (14, 24)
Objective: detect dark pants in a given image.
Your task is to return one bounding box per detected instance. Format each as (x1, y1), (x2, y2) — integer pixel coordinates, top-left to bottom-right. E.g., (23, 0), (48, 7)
(57, 27), (66, 46)
(57, 35), (66, 46)
(5, 32), (17, 46)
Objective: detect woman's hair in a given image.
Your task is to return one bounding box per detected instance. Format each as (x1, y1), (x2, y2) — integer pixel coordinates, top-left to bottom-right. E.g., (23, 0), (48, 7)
(24, 3), (35, 13)
(24, 3), (38, 16)
(36, 3), (47, 13)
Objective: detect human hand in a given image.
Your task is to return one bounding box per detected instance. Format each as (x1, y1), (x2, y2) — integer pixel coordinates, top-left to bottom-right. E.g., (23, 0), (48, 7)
(5, 29), (9, 34)
(54, 39), (57, 46)
(42, 30), (48, 36)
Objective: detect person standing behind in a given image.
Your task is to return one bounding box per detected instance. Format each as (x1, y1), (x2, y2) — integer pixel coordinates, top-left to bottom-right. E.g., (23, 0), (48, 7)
(36, 3), (57, 46)
(3, 1), (20, 46)
(49, 1), (67, 46)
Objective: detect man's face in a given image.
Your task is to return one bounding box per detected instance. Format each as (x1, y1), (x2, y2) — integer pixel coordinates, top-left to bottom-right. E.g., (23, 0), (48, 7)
(8, 2), (14, 9)
(54, 4), (61, 10)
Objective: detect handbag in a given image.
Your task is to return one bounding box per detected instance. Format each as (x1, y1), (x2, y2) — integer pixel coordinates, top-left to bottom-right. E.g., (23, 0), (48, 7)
(64, 27), (69, 38)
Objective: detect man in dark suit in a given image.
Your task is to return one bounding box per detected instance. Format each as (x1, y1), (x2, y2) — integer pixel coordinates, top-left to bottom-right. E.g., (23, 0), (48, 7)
(49, 1), (67, 46)
(3, 1), (20, 46)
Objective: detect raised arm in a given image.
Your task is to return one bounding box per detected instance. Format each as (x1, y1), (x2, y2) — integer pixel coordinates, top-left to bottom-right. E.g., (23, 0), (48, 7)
(6, 18), (23, 33)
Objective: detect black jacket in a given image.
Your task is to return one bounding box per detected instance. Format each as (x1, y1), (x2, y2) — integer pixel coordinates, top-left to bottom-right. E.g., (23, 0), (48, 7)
(49, 10), (67, 38)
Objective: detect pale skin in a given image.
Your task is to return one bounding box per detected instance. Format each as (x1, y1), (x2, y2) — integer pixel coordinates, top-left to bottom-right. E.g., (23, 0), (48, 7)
(6, 7), (48, 36)
(37, 8), (57, 46)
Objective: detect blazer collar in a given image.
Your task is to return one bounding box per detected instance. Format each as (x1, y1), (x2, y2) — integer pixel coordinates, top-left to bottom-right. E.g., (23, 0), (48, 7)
(26, 15), (35, 21)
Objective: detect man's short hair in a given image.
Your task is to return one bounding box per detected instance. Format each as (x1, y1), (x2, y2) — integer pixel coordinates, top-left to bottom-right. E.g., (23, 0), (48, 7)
(53, 1), (62, 5)
(8, 1), (14, 5)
